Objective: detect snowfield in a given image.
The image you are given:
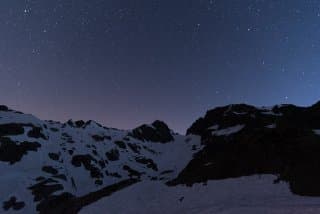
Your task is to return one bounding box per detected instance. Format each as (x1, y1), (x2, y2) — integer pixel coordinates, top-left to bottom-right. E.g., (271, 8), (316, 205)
(80, 175), (320, 214)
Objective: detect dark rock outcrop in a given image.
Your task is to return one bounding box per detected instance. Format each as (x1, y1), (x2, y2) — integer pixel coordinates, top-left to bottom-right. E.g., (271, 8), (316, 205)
(28, 126), (47, 140)
(129, 120), (174, 143)
(114, 140), (126, 149)
(135, 157), (158, 171)
(170, 103), (320, 196)
(0, 123), (25, 137)
(91, 135), (104, 142)
(123, 165), (143, 178)
(71, 155), (103, 179)
(48, 152), (60, 161)
(105, 149), (120, 161)
(29, 178), (64, 202)
(36, 179), (139, 214)
(2, 196), (25, 211)
(42, 166), (59, 175)
(0, 105), (9, 112)
(127, 143), (141, 154)
(0, 137), (41, 164)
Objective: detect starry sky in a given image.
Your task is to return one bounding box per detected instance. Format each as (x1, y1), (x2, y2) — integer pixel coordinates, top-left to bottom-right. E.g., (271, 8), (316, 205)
(1, 0), (320, 133)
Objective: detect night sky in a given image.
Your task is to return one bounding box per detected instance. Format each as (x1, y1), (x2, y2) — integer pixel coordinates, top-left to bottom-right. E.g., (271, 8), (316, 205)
(1, 0), (320, 133)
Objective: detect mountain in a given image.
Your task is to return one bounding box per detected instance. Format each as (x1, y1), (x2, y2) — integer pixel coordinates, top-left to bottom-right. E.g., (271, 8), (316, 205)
(1, 103), (320, 213)
(170, 103), (320, 196)
(0, 105), (201, 213)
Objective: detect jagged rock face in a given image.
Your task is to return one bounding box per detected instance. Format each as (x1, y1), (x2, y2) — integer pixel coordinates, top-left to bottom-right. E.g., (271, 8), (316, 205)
(130, 120), (174, 143)
(187, 103), (320, 137)
(171, 103), (320, 196)
(187, 104), (285, 137)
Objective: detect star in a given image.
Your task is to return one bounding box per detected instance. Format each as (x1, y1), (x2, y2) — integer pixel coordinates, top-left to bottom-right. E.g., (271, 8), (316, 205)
(24, 8), (31, 15)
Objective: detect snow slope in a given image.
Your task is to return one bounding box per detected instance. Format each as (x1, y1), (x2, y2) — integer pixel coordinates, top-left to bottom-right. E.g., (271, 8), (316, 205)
(0, 107), (201, 213)
(80, 175), (320, 214)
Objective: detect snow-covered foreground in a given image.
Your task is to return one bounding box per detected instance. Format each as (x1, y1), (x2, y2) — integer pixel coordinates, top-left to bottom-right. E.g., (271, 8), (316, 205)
(80, 175), (320, 214)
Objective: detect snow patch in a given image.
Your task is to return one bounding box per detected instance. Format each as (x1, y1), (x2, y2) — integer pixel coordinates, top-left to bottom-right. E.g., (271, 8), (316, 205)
(232, 111), (247, 115)
(207, 125), (219, 130)
(261, 111), (283, 116)
(212, 125), (245, 136)
(313, 130), (320, 135)
(265, 124), (276, 129)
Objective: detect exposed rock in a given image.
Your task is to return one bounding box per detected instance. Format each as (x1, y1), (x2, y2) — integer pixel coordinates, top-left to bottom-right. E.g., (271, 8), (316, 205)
(170, 103), (320, 196)
(0, 105), (9, 112)
(36, 192), (75, 214)
(123, 165), (143, 178)
(36, 179), (138, 214)
(28, 126), (47, 140)
(36, 176), (46, 182)
(91, 135), (105, 142)
(42, 166), (59, 175)
(75, 120), (85, 128)
(29, 179), (63, 202)
(0, 123), (25, 137)
(105, 149), (120, 161)
(53, 174), (67, 181)
(50, 128), (59, 132)
(2, 196), (25, 211)
(127, 143), (140, 154)
(0, 137), (41, 164)
(142, 145), (157, 154)
(135, 157), (158, 171)
(105, 170), (122, 178)
(130, 120), (174, 143)
(114, 140), (126, 149)
(71, 155), (103, 179)
(98, 160), (106, 168)
(161, 170), (174, 175)
(48, 152), (60, 161)
(95, 180), (103, 186)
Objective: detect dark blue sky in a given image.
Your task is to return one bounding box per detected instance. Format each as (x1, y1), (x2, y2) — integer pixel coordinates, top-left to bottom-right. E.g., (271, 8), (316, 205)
(1, 0), (320, 133)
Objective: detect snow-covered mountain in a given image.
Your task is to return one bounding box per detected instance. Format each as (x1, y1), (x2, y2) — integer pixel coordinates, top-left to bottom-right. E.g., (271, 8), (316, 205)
(2, 103), (320, 213)
(0, 105), (201, 213)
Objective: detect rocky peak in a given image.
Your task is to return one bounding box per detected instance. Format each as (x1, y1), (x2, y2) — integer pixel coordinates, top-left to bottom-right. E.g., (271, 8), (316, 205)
(0, 105), (9, 112)
(130, 120), (174, 143)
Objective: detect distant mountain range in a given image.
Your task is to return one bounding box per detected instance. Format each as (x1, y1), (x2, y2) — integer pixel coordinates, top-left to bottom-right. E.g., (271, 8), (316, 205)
(2, 102), (320, 213)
